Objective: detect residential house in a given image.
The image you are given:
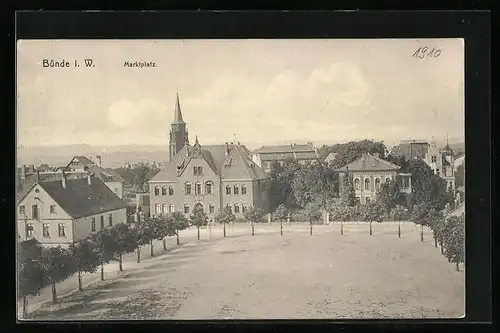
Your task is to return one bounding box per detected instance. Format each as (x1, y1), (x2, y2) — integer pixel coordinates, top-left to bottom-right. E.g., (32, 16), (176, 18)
(149, 94), (271, 220)
(335, 153), (412, 205)
(17, 174), (127, 248)
(251, 143), (319, 172)
(390, 139), (430, 161)
(423, 140), (456, 192)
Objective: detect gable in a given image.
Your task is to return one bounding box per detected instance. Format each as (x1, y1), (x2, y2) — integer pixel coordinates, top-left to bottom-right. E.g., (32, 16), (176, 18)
(177, 155), (218, 181)
(18, 183), (73, 219)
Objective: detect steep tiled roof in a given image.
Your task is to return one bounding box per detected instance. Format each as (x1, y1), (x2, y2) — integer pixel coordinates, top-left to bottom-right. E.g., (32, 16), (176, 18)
(67, 156), (95, 167)
(151, 143), (268, 182)
(335, 154), (400, 172)
(391, 142), (429, 160)
(252, 144), (316, 154)
(36, 178), (126, 219)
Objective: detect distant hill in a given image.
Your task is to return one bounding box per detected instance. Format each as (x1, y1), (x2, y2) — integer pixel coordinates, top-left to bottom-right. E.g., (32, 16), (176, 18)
(16, 145), (170, 169)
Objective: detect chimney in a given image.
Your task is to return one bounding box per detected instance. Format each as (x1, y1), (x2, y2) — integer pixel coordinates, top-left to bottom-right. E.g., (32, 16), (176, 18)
(20, 165), (26, 181)
(225, 142), (229, 155)
(238, 141), (241, 146)
(35, 169), (40, 182)
(61, 171), (66, 189)
(96, 155), (102, 167)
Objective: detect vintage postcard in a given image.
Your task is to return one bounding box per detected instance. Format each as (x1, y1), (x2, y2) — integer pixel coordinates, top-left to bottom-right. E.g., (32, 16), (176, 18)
(16, 39), (465, 320)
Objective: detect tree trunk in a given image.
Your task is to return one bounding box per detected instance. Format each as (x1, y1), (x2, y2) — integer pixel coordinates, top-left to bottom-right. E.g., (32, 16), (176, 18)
(280, 220), (283, 236)
(369, 221), (373, 236)
(150, 239), (154, 257)
(420, 224), (424, 242)
(119, 253), (123, 272)
(434, 232), (438, 248)
(223, 223), (226, 237)
(252, 221), (255, 236)
(310, 221), (313, 236)
(456, 262), (460, 271)
(78, 270), (83, 291)
(137, 246), (141, 263)
(100, 261), (104, 281)
(51, 281), (57, 304)
(22, 296), (27, 318)
(341, 221), (344, 235)
(162, 237), (167, 251)
(440, 242), (444, 254)
(197, 226), (200, 240)
(176, 231), (180, 245)
(398, 221), (401, 238)
(209, 224), (212, 239)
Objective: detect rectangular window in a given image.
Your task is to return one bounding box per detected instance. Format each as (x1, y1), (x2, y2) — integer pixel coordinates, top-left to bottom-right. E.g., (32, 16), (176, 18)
(169, 187), (174, 195)
(58, 223), (66, 237)
(227, 204), (232, 213)
(32, 205), (39, 220)
(154, 187), (160, 196)
(194, 166), (203, 176)
(226, 186), (231, 195)
(442, 167), (447, 175)
(19, 205), (26, 215)
(162, 204), (167, 214)
(206, 182), (212, 195)
(91, 217), (96, 232)
(234, 204), (240, 213)
(195, 182), (202, 195)
(185, 183), (192, 195)
(100, 216), (104, 229)
(234, 186), (239, 195)
(155, 203), (161, 214)
(241, 186), (247, 195)
(184, 204), (190, 214)
(431, 156), (437, 163)
(209, 204), (215, 214)
(162, 187), (167, 195)
(108, 213), (113, 227)
(26, 223), (34, 239)
(242, 204), (247, 213)
(169, 204), (175, 213)
(50, 205), (56, 214)
(43, 223), (50, 237)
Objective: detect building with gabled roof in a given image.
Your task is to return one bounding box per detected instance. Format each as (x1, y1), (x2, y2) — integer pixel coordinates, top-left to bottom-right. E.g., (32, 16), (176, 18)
(16, 155), (125, 202)
(251, 142), (319, 172)
(149, 95), (271, 220)
(17, 174), (127, 248)
(335, 153), (412, 205)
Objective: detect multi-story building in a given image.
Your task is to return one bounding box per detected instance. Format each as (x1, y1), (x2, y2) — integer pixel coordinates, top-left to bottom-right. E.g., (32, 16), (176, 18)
(423, 140), (456, 192)
(251, 143), (319, 172)
(149, 95), (271, 220)
(390, 139), (430, 161)
(335, 153), (412, 205)
(16, 174), (127, 248)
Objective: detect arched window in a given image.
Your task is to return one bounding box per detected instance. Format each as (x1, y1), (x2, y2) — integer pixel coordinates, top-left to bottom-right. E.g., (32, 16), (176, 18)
(195, 182), (202, 195)
(184, 204), (190, 214)
(194, 202), (204, 212)
(155, 203), (160, 214)
(161, 186), (167, 196)
(205, 181), (213, 195)
(375, 178), (381, 191)
(241, 185), (247, 195)
(226, 185), (231, 195)
(168, 204), (174, 213)
(354, 178), (360, 190)
(168, 186), (174, 195)
(385, 177), (391, 183)
(154, 186), (160, 196)
(185, 182), (192, 195)
(364, 178), (370, 191)
(234, 185), (239, 195)
(162, 204), (167, 214)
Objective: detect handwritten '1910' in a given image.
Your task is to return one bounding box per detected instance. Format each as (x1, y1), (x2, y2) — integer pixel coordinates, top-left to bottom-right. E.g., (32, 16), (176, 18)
(412, 46), (442, 59)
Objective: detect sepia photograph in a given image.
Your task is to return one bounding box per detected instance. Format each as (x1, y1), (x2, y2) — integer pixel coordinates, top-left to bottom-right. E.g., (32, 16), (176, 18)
(16, 39), (465, 320)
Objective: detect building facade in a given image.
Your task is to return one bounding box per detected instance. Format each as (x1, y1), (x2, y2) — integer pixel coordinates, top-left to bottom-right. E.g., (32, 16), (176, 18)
(423, 140), (456, 192)
(17, 176), (127, 248)
(251, 143), (319, 172)
(149, 96), (271, 221)
(336, 153), (412, 205)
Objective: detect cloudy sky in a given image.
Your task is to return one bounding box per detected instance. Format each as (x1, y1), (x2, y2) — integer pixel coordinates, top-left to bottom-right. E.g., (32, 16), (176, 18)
(17, 39), (464, 149)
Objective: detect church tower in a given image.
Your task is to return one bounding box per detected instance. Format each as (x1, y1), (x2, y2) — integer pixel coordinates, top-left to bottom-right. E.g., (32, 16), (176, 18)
(169, 93), (189, 161)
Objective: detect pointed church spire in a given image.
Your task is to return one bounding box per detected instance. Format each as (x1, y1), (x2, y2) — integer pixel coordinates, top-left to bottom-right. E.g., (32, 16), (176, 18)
(194, 135), (200, 146)
(173, 92), (185, 124)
